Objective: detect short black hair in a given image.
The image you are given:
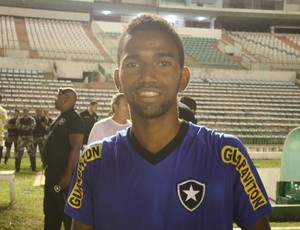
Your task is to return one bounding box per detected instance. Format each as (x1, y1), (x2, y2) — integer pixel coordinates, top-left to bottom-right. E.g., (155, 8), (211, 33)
(117, 13), (185, 69)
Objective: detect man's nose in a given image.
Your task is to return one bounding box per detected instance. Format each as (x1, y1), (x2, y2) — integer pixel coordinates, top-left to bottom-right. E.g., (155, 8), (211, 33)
(140, 64), (156, 81)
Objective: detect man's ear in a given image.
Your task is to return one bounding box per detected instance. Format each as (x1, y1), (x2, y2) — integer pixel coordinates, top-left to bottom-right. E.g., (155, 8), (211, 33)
(114, 68), (123, 92)
(179, 66), (190, 92)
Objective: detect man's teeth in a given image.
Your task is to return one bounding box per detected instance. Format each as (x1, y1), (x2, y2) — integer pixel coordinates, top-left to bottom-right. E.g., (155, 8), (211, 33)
(140, 92), (158, 96)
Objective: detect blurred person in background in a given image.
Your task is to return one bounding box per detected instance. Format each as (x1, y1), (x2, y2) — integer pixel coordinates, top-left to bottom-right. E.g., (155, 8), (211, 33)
(33, 108), (48, 168)
(79, 101), (99, 146)
(179, 96), (197, 123)
(43, 88), (84, 230)
(178, 100), (197, 124)
(15, 108), (36, 172)
(0, 94), (7, 164)
(180, 96), (197, 115)
(88, 93), (131, 144)
(3, 109), (20, 164)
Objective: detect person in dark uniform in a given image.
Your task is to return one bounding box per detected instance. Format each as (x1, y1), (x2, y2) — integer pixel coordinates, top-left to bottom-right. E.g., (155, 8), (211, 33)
(79, 101), (98, 146)
(15, 108), (36, 172)
(4, 109), (20, 164)
(33, 109), (47, 168)
(180, 96), (197, 123)
(180, 96), (197, 115)
(43, 87), (84, 230)
(178, 101), (197, 124)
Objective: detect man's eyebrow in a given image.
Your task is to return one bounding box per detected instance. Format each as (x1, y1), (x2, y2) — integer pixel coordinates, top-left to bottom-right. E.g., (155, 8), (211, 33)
(155, 52), (175, 58)
(123, 54), (140, 60)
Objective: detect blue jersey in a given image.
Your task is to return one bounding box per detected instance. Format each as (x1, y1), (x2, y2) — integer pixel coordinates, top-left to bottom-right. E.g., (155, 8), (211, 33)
(65, 122), (272, 230)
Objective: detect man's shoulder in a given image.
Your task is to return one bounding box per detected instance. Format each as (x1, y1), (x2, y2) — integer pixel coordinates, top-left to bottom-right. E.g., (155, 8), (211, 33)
(94, 117), (112, 126)
(63, 110), (84, 125)
(79, 109), (88, 116)
(189, 124), (240, 148)
(73, 112), (85, 123)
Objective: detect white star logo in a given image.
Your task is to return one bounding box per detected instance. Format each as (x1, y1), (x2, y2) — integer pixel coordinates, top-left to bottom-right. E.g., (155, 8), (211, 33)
(177, 180), (205, 212)
(183, 185), (200, 202)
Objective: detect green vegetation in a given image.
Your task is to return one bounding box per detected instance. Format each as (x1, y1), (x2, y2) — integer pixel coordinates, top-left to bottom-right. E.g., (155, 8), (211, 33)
(253, 159), (280, 168)
(0, 157), (44, 230)
(0, 158), (299, 229)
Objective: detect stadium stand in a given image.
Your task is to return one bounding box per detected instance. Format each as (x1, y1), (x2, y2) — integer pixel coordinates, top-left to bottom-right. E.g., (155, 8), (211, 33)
(182, 36), (240, 68)
(0, 16), (299, 71)
(0, 9), (299, 156)
(226, 31), (300, 70)
(0, 16), (19, 50)
(0, 68), (73, 117)
(24, 18), (103, 61)
(1, 65), (300, 155)
(179, 77), (300, 153)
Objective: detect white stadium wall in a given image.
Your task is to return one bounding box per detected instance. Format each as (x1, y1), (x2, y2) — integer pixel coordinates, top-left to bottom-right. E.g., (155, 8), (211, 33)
(190, 67), (297, 82)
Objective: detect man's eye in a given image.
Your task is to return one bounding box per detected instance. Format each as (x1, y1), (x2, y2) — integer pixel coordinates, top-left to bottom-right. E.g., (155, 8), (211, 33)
(126, 62), (139, 68)
(159, 61), (170, 67)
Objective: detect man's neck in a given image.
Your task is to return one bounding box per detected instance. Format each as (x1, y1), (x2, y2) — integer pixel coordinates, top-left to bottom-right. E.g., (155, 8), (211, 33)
(112, 114), (128, 125)
(131, 115), (180, 154)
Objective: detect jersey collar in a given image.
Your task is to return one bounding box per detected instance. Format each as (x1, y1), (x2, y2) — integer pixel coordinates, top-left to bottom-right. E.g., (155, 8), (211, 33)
(128, 121), (189, 165)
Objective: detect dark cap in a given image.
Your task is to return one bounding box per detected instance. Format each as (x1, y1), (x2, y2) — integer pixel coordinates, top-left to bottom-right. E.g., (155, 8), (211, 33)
(90, 101), (98, 106)
(178, 101), (197, 124)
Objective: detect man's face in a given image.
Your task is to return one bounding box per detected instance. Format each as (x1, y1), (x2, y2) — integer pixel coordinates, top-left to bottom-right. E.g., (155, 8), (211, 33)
(55, 90), (67, 110)
(36, 109), (43, 117)
(90, 104), (98, 113)
(115, 31), (188, 119)
(23, 109), (29, 117)
(14, 111), (20, 118)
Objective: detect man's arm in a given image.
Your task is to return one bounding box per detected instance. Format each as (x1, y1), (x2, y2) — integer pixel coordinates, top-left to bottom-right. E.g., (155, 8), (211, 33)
(31, 117), (36, 130)
(4, 119), (11, 129)
(59, 133), (84, 188)
(71, 219), (94, 230)
(15, 118), (21, 129)
(242, 215), (271, 230)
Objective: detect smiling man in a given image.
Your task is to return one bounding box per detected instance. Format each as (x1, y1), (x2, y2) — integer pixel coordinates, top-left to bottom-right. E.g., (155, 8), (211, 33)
(65, 14), (272, 230)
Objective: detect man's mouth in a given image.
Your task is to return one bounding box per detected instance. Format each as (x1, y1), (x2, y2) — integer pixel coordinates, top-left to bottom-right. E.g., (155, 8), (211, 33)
(139, 91), (159, 97)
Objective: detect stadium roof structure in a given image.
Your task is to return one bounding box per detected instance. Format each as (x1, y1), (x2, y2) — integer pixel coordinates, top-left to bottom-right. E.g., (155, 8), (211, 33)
(0, 0), (299, 32)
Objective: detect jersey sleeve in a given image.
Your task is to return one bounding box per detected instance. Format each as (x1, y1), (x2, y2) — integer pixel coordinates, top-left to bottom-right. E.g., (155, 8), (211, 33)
(219, 134), (272, 228)
(65, 142), (102, 226)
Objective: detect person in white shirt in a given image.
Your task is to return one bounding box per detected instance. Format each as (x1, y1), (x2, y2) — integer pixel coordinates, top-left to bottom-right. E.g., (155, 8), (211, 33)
(0, 94), (7, 164)
(88, 93), (131, 144)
